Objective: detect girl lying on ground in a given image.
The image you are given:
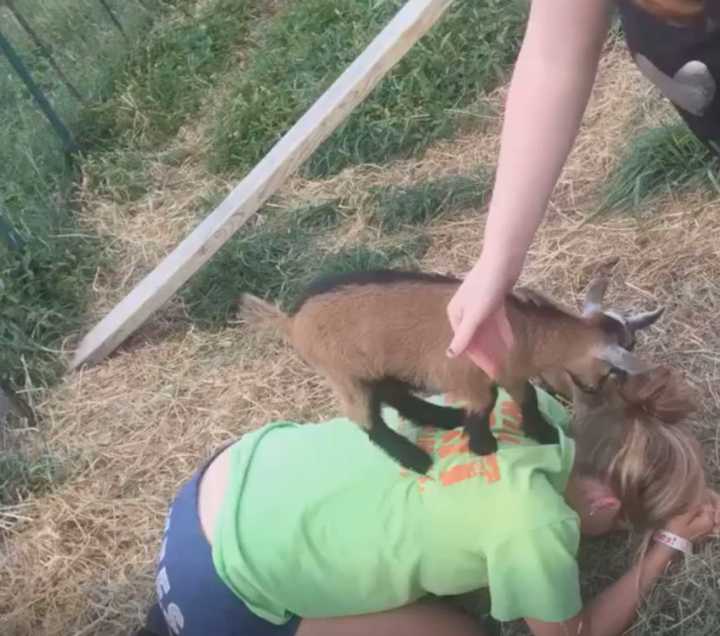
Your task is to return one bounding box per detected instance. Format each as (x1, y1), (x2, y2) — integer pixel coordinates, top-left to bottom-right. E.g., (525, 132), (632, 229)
(139, 374), (719, 636)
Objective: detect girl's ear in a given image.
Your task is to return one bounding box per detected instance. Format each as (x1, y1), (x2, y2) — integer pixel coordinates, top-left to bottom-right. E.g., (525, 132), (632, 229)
(589, 495), (621, 517)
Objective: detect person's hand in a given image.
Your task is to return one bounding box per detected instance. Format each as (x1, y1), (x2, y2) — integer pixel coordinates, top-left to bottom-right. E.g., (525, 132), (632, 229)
(666, 492), (720, 542)
(446, 262), (515, 380)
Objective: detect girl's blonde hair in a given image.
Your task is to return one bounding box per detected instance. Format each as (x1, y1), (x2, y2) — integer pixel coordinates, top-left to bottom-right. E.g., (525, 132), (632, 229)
(634, 0), (705, 20)
(573, 367), (705, 531)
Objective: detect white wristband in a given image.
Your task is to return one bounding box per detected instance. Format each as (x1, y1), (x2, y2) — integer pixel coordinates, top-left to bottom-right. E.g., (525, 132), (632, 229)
(653, 530), (693, 556)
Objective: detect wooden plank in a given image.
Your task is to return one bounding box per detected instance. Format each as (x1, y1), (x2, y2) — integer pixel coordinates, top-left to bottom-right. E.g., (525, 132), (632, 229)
(72, 0), (454, 369)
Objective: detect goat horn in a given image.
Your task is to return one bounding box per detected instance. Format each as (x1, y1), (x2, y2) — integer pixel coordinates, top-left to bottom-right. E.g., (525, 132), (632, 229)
(626, 307), (665, 332)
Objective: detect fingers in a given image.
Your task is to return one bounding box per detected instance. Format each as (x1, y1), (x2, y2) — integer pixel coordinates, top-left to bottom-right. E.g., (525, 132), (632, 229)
(688, 504), (716, 540)
(446, 270), (515, 365)
(447, 315), (483, 359)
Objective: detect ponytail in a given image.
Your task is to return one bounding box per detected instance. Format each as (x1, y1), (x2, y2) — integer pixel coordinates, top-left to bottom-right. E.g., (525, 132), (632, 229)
(574, 366), (704, 531)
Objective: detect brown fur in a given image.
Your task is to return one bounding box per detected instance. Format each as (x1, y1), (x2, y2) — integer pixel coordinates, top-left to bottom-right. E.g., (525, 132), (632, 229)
(240, 275), (631, 431)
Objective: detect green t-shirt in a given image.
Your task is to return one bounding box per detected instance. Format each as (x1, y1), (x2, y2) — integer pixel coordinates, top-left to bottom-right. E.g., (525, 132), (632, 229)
(212, 388), (581, 625)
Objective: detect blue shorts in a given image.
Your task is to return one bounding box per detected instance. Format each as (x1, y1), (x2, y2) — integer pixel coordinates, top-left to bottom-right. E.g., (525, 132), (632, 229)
(143, 448), (301, 636)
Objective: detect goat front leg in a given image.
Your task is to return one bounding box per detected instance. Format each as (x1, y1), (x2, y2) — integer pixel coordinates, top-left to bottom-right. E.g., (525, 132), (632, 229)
(375, 378), (465, 431)
(508, 381), (559, 446)
(464, 384), (499, 457)
(356, 381), (433, 474)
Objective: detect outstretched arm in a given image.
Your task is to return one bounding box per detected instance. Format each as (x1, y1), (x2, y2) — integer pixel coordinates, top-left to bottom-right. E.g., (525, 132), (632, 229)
(527, 500), (720, 636)
(447, 0), (613, 375)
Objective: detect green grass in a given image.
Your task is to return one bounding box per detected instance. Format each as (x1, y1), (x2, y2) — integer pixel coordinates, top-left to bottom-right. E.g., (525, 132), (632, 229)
(0, 397), (71, 505)
(0, 451), (67, 506)
(0, 0), (173, 389)
(210, 0), (527, 178)
(602, 123), (720, 211)
(0, 218), (101, 388)
(180, 200), (429, 326)
(0, 0), (262, 389)
(181, 165), (492, 327)
(369, 171), (492, 232)
(91, 0), (263, 146)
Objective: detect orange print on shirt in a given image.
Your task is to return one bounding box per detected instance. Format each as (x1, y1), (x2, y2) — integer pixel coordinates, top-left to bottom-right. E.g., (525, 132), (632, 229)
(441, 430), (463, 443)
(438, 439), (470, 458)
(417, 430), (437, 454)
(439, 455), (500, 486)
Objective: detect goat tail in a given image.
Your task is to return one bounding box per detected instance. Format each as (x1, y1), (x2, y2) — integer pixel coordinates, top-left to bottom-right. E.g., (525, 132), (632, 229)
(237, 294), (292, 340)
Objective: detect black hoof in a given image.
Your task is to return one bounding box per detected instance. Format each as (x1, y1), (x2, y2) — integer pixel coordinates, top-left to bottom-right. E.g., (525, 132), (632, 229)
(468, 432), (498, 456)
(400, 445), (434, 474)
(367, 425), (433, 474)
(533, 424), (559, 445)
(463, 406), (498, 457)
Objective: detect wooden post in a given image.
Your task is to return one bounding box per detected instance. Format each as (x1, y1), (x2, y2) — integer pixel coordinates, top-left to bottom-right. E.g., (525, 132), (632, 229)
(0, 210), (23, 251)
(97, 0), (129, 41)
(0, 380), (35, 426)
(5, 1), (85, 103)
(72, 0), (454, 369)
(0, 28), (78, 154)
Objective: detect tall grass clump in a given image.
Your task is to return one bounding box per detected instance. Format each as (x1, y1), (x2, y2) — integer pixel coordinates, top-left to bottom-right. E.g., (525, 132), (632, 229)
(94, 0), (263, 145)
(211, 0), (528, 178)
(0, 1), (174, 388)
(0, 0), (259, 387)
(369, 171), (492, 231)
(603, 123), (719, 211)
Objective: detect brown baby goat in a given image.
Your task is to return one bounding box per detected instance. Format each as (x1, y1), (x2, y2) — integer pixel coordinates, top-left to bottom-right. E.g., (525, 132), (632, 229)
(240, 269), (663, 473)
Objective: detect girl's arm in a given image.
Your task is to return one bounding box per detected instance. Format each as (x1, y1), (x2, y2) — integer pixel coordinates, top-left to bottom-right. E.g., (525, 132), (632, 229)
(526, 502), (719, 636)
(447, 0), (613, 367)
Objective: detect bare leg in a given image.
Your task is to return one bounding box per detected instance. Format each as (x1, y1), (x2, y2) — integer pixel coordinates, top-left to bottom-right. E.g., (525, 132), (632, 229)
(296, 599), (489, 636)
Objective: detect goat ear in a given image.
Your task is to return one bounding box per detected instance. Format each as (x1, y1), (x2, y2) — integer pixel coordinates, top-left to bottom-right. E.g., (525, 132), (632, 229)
(582, 258), (620, 317)
(582, 275), (610, 317)
(595, 345), (653, 375)
(626, 307), (664, 333)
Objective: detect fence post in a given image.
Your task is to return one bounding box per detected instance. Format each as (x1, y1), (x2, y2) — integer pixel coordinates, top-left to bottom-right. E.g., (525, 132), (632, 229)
(5, 0), (85, 104)
(0, 28), (78, 154)
(0, 380), (36, 427)
(97, 0), (129, 41)
(0, 211), (24, 252)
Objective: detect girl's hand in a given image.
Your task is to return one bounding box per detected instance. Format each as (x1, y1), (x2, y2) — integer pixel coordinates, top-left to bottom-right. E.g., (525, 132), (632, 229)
(446, 261), (515, 380)
(666, 495), (720, 542)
